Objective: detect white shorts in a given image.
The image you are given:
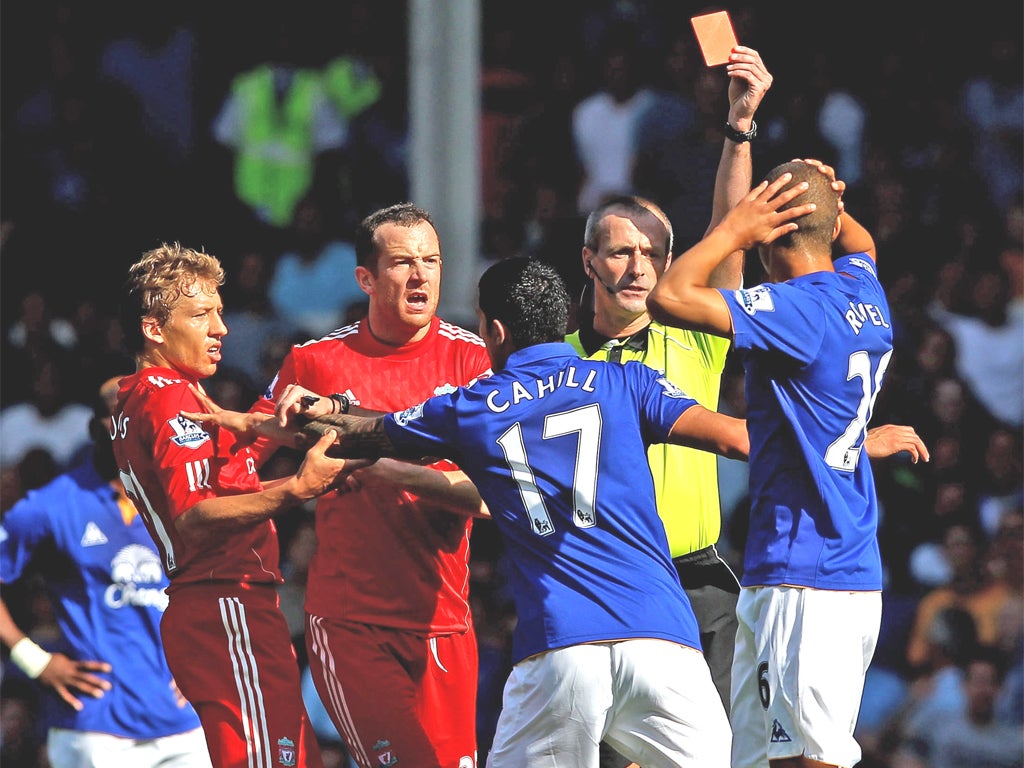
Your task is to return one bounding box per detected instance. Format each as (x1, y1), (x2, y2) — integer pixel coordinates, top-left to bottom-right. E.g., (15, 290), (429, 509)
(48, 726), (211, 768)
(487, 638), (730, 768)
(730, 586), (881, 768)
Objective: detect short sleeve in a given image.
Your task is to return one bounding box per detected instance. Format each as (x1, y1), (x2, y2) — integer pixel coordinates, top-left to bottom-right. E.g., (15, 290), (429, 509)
(384, 393), (461, 463)
(719, 283), (827, 364)
(632, 363), (698, 443)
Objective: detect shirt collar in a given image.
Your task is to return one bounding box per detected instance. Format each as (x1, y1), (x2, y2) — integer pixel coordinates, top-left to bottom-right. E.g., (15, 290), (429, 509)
(577, 315), (651, 358)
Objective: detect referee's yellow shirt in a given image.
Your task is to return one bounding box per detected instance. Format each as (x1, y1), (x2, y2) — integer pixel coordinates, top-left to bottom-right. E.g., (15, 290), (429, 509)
(567, 321), (729, 558)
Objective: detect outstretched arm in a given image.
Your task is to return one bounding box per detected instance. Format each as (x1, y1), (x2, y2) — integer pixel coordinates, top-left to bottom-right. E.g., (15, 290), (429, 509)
(666, 405), (749, 460)
(708, 46), (773, 290)
(659, 410), (927, 467)
(183, 395), (481, 515)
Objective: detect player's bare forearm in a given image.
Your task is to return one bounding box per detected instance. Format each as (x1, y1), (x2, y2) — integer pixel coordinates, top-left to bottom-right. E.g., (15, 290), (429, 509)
(836, 209), (876, 262)
(668, 406), (749, 460)
(706, 140), (749, 290)
(648, 227), (738, 336)
(0, 598), (25, 651)
(707, 46), (770, 290)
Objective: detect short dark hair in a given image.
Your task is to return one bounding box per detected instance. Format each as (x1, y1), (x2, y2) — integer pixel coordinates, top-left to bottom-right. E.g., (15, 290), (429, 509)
(763, 162), (840, 251)
(478, 257), (569, 348)
(583, 195), (674, 256)
(354, 202), (437, 270)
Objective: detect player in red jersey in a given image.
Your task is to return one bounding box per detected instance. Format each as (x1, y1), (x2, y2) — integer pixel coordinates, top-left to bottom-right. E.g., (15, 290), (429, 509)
(112, 242), (349, 768)
(245, 203), (492, 768)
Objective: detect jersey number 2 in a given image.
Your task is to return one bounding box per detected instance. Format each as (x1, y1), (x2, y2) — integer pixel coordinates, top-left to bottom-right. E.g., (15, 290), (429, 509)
(823, 349), (892, 471)
(496, 404), (602, 536)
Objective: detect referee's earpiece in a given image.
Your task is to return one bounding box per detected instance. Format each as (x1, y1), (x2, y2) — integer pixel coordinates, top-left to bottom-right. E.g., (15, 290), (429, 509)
(586, 260), (619, 294)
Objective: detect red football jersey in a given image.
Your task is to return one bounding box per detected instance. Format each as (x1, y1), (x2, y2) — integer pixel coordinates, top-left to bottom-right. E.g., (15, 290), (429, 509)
(250, 317), (492, 632)
(112, 368), (282, 586)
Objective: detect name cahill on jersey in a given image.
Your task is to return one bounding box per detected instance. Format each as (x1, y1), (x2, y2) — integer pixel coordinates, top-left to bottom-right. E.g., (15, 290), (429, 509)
(484, 366), (598, 413)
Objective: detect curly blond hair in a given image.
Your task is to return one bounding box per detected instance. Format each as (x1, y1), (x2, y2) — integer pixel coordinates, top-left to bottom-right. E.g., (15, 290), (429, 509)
(121, 242), (224, 354)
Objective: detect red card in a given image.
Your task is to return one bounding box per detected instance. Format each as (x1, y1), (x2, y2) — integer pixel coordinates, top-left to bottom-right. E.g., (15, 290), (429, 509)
(691, 10), (738, 67)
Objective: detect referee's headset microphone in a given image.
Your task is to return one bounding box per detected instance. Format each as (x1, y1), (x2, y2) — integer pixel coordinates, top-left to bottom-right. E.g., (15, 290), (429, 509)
(586, 260), (621, 294)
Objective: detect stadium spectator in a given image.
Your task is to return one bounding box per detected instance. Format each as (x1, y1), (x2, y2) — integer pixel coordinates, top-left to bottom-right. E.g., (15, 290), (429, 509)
(929, 263), (1024, 430)
(0, 353), (93, 470)
(905, 519), (1014, 669)
(571, 20), (654, 214)
(933, 645), (1024, 768)
(210, 14), (347, 233)
(267, 192), (363, 339)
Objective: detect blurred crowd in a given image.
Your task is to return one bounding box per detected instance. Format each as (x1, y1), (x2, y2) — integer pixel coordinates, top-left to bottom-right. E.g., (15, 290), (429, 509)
(1, 2), (1021, 767)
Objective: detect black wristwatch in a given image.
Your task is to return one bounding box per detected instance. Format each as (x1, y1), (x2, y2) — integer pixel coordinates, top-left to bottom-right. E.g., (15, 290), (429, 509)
(328, 393), (351, 414)
(724, 120), (757, 143)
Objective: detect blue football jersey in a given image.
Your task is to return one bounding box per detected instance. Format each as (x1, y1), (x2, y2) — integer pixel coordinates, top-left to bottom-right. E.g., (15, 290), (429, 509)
(383, 342), (702, 664)
(0, 458), (202, 738)
(721, 254), (893, 590)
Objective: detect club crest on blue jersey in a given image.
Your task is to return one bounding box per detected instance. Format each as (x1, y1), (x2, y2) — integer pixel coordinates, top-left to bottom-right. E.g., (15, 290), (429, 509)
(393, 403), (425, 426)
(276, 737), (296, 766)
(111, 543), (164, 584)
(847, 256), (875, 275)
(108, 543), (169, 610)
(166, 415), (211, 448)
(735, 285), (775, 315)
(656, 376), (687, 398)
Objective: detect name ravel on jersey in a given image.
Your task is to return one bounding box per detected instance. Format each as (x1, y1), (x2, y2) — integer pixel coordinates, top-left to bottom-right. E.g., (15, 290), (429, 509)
(843, 257), (890, 335)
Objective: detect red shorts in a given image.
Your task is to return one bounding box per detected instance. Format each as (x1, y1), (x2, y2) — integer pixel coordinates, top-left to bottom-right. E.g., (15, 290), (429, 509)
(162, 582), (323, 768)
(305, 613), (477, 768)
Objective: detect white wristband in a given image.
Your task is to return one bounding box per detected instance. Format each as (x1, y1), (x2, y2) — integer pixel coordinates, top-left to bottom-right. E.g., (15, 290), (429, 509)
(9, 637), (53, 679)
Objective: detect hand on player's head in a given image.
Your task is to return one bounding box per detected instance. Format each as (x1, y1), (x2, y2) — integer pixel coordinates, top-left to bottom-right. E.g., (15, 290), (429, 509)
(720, 174), (815, 250)
(792, 158), (846, 213)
